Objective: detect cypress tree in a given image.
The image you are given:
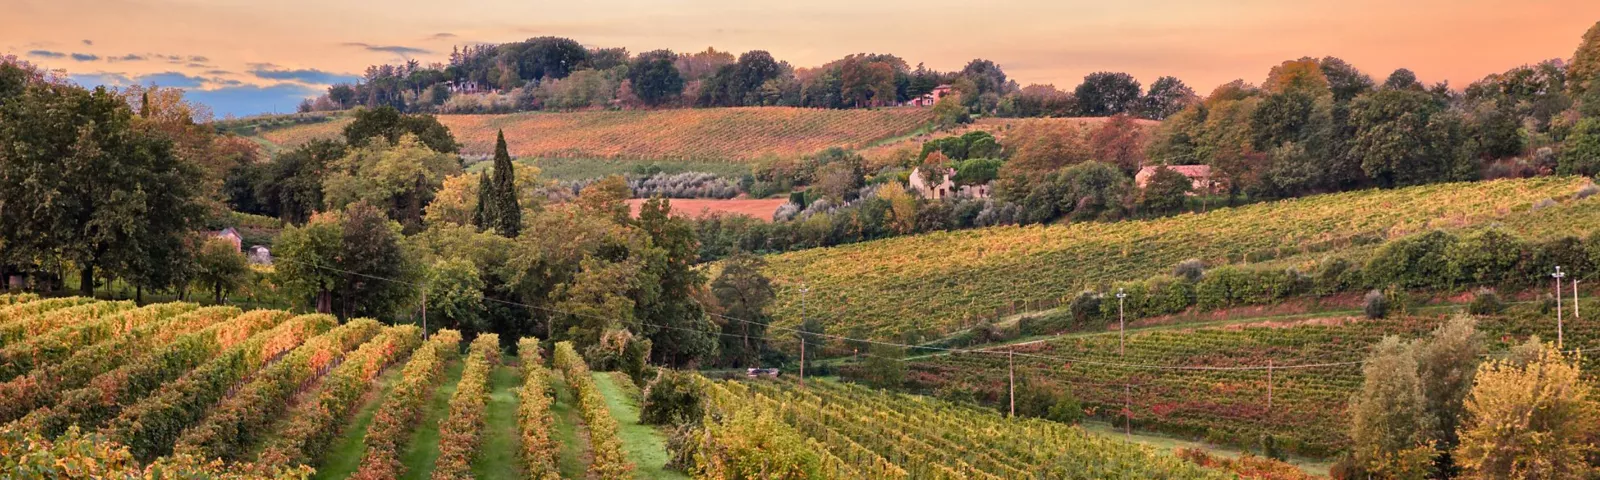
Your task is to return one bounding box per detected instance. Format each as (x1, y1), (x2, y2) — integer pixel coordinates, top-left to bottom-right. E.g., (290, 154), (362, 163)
(473, 171), (493, 229)
(490, 130), (521, 237)
(139, 91), (151, 118)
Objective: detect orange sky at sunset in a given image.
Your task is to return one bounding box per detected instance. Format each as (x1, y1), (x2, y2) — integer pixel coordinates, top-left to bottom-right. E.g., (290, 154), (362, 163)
(6, 0), (1600, 116)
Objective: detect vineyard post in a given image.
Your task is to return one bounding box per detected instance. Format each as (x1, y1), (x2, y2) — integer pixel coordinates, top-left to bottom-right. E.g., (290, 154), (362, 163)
(1575, 279), (1581, 320)
(1554, 266), (1566, 350)
(1117, 287), (1129, 440)
(1116, 289), (1127, 356)
(800, 284), (809, 388)
(1008, 348), (1015, 418)
(1267, 360), (1273, 413)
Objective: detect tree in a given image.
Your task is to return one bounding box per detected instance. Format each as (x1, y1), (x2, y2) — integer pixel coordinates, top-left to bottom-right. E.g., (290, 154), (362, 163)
(425, 173), (481, 227)
(258, 139), (346, 224)
(342, 106), (459, 153)
(193, 238), (249, 304)
(322, 135), (461, 233)
(1559, 117), (1600, 176)
(1262, 58), (1330, 95)
(506, 36), (589, 83)
(712, 252), (774, 368)
(634, 197), (719, 368)
(1567, 21), (1600, 99)
(878, 182), (917, 234)
(861, 344), (905, 388)
(1349, 337), (1435, 479)
(0, 64), (207, 296)
(1140, 166), (1193, 214)
(1088, 114), (1148, 174)
(1320, 56), (1374, 102)
(425, 257), (486, 335)
(1414, 314), (1484, 473)
(1383, 68), (1423, 91)
(930, 94), (969, 129)
(1074, 72), (1143, 117)
(1349, 89), (1467, 187)
(487, 130), (522, 237)
(1141, 76), (1196, 120)
(628, 50), (684, 107)
(1455, 342), (1598, 479)
(1008, 121), (1090, 171)
(550, 257), (641, 354)
(274, 213), (345, 313)
(1058, 161), (1131, 221)
(918, 151), (952, 188)
(959, 59), (1009, 96)
(332, 202), (416, 320)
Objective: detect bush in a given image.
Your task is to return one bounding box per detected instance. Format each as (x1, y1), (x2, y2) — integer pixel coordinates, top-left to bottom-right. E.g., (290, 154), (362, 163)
(1068, 291), (1103, 326)
(1365, 230), (1458, 289)
(640, 370), (704, 427)
(1047, 392), (1085, 424)
(1468, 289), (1504, 315)
(1363, 290), (1388, 319)
(1174, 258), (1206, 282)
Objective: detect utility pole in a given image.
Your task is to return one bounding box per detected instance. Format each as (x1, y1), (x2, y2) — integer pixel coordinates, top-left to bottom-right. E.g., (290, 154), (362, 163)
(1267, 360), (1274, 413)
(1575, 279), (1581, 320)
(1117, 288), (1127, 356)
(1008, 348), (1015, 418)
(421, 287), (428, 339)
(1555, 266), (1566, 350)
(800, 284), (809, 388)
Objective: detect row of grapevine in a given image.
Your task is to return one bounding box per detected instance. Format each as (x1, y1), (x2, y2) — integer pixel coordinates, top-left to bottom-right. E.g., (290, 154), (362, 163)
(764, 176), (1594, 339)
(690, 377), (876, 479)
(0, 302), (197, 382)
(0, 426), (312, 479)
(260, 107), (937, 162)
(0, 293), (39, 306)
(0, 305), (232, 423)
(351, 329), (463, 480)
(103, 313), (335, 461)
(0, 296), (95, 325)
(173, 318), (383, 462)
(431, 333), (500, 480)
(552, 341), (633, 479)
(0, 300), (135, 347)
(697, 375), (1232, 479)
(515, 338), (560, 480)
(256, 325), (424, 469)
(5, 307), (267, 430)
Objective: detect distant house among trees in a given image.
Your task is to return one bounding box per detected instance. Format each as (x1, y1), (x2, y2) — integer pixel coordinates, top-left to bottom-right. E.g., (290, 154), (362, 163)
(909, 166), (990, 200)
(445, 80), (487, 95)
(1136, 165), (1214, 194)
(211, 227), (243, 252)
(905, 84), (953, 107)
(247, 245), (273, 265)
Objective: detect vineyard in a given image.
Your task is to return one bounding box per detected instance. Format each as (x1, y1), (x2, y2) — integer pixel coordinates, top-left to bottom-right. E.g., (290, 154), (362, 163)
(893, 300), (1600, 458)
(0, 293), (1238, 478)
(687, 374), (1229, 479)
(762, 176), (1596, 340)
(255, 107), (936, 162)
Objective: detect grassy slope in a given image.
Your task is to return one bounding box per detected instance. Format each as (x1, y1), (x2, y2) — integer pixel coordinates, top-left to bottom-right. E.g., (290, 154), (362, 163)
(398, 358), (466, 480)
(470, 362), (523, 480)
(763, 177), (1592, 340)
(548, 372), (590, 479)
(1078, 421), (1334, 477)
(590, 372), (686, 480)
(311, 366), (404, 480)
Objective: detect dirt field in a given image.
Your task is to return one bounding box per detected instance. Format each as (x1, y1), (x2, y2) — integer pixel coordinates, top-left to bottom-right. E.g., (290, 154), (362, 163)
(627, 198), (788, 222)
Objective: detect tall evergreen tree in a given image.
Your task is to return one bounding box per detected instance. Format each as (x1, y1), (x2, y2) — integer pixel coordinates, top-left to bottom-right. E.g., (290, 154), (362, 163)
(489, 130), (521, 237)
(473, 171), (494, 229)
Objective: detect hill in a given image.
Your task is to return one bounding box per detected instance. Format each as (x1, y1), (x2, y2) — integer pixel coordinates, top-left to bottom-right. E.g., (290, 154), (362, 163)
(858, 115), (1160, 166)
(252, 107), (936, 162)
(761, 176), (1593, 340)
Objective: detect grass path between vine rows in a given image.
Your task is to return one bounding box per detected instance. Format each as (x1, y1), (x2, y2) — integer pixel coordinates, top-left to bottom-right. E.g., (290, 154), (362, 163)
(1079, 421), (1334, 477)
(310, 365), (405, 480)
(398, 358), (466, 480)
(471, 361), (523, 480)
(591, 372), (687, 480)
(549, 372), (590, 479)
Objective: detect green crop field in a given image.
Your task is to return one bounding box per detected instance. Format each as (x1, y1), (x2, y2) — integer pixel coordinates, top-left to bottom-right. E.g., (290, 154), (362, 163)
(761, 176), (1596, 340)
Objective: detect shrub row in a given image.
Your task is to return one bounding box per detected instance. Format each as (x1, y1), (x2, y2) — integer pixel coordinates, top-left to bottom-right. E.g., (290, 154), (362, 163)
(553, 341), (634, 480)
(516, 338), (561, 480)
(0, 296), (95, 325)
(174, 317), (382, 462)
(7, 307), (271, 432)
(350, 329), (463, 480)
(0, 300), (135, 347)
(0, 305), (238, 424)
(104, 313), (335, 461)
(0, 293), (39, 306)
(0, 302), (197, 382)
(256, 325), (424, 469)
(431, 333), (500, 480)
(0, 426), (315, 480)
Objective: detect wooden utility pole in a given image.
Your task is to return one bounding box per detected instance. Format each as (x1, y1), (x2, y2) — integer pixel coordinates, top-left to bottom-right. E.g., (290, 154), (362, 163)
(421, 287), (427, 339)
(1575, 280), (1581, 320)
(1267, 360), (1274, 412)
(1008, 348), (1015, 417)
(1555, 267), (1566, 350)
(800, 335), (806, 388)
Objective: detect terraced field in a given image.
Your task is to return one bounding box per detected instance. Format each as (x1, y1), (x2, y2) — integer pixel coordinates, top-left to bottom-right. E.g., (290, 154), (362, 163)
(255, 107), (936, 162)
(762, 176), (1595, 340)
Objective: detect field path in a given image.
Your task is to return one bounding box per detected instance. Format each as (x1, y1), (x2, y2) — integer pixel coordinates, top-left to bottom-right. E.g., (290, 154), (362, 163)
(399, 358), (466, 480)
(549, 373), (590, 478)
(591, 372), (686, 480)
(471, 362), (524, 480)
(310, 366), (404, 480)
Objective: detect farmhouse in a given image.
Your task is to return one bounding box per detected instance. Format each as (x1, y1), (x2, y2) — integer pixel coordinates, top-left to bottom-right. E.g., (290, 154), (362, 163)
(247, 245), (273, 265)
(909, 167), (990, 200)
(904, 84), (953, 107)
(1135, 165), (1215, 194)
(211, 227), (243, 252)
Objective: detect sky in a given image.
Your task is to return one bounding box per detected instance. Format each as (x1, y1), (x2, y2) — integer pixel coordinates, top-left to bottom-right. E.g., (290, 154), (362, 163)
(6, 0), (1600, 118)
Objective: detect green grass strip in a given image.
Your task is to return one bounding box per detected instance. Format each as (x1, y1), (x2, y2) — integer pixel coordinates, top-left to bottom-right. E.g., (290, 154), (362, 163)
(311, 366), (404, 480)
(470, 363), (524, 480)
(590, 372), (687, 480)
(399, 358), (465, 480)
(549, 375), (589, 479)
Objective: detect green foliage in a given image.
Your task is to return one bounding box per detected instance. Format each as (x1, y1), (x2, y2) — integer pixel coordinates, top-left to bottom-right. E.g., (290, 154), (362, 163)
(1349, 89), (1472, 188)
(930, 95), (970, 129)
(629, 49), (685, 106)
(713, 252), (774, 368)
(1365, 230), (1458, 289)
(951, 158), (1003, 186)
(1139, 165), (1194, 214)
(1445, 229), (1526, 287)
(1558, 117), (1600, 176)
(1363, 290), (1388, 319)
(432, 333), (501, 480)
(1467, 289), (1504, 315)
(1047, 392), (1085, 425)
(351, 329), (462, 479)
(425, 257), (487, 335)
(1074, 71), (1143, 116)
(194, 237), (250, 303)
(274, 203), (416, 319)
(343, 106), (459, 153)
(1349, 337), (1433, 478)
(323, 134), (462, 232)
(486, 130), (522, 237)
(861, 344), (906, 389)
(641, 370), (705, 426)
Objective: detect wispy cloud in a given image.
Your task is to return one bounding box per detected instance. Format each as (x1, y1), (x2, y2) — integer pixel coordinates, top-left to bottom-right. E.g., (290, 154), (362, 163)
(69, 71), (207, 89)
(81, 39), (93, 46)
(70, 53), (100, 62)
(189, 55), (209, 62)
(248, 66), (361, 85)
(340, 42), (431, 56)
(108, 54), (147, 62)
(28, 50), (66, 59)
(205, 69), (232, 75)
(427, 33), (458, 40)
